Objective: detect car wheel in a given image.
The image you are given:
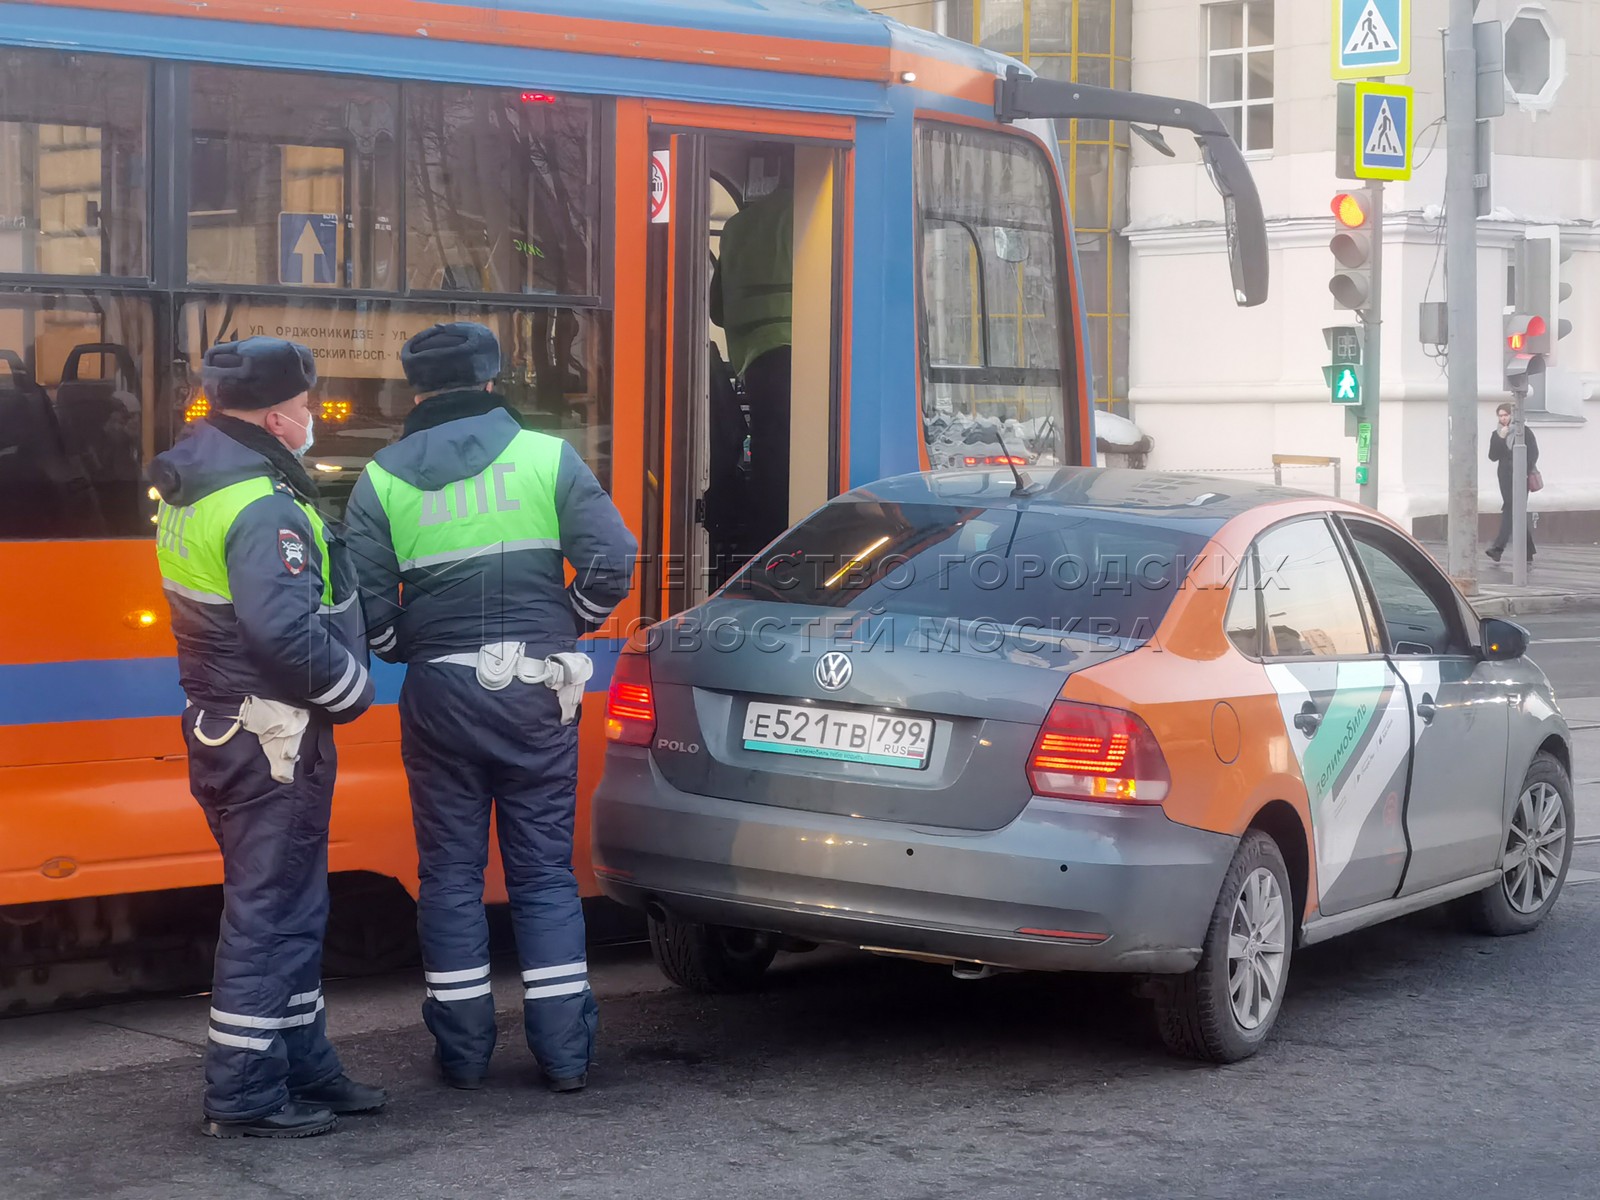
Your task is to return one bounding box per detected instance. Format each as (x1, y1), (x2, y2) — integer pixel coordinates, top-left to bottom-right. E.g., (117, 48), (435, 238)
(1153, 830), (1293, 1063)
(647, 914), (778, 993)
(1458, 752), (1574, 936)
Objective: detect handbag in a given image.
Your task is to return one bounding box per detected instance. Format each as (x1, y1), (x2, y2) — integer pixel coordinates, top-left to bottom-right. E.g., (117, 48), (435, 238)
(1528, 469), (1545, 493)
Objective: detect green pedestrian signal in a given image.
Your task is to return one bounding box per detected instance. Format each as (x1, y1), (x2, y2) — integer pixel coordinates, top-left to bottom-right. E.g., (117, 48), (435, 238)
(1332, 365), (1361, 404)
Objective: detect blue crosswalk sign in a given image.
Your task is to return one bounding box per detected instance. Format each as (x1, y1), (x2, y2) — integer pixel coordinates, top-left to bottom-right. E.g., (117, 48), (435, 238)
(278, 213), (338, 285)
(1333, 0), (1409, 79)
(1355, 83), (1413, 181)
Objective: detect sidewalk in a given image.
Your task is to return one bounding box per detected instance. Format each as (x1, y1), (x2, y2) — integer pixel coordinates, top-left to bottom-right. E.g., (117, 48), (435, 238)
(1421, 541), (1600, 617)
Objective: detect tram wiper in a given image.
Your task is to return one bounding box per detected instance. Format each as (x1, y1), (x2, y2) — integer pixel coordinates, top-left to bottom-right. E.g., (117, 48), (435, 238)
(996, 66), (1269, 308)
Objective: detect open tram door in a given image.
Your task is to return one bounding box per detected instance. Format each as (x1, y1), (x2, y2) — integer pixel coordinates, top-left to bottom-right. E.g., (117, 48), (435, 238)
(642, 113), (850, 617)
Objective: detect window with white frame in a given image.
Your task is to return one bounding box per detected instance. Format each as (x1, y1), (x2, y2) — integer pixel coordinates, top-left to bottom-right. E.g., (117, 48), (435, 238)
(1205, 1), (1274, 153)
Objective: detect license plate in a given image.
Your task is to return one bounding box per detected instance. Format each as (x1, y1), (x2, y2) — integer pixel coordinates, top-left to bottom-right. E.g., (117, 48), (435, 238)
(741, 702), (932, 769)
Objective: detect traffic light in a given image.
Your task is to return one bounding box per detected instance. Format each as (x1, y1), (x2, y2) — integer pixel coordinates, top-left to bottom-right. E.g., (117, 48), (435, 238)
(1503, 311), (1544, 392)
(1329, 192), (1374, 311)
(1520, 227), (1575, 363)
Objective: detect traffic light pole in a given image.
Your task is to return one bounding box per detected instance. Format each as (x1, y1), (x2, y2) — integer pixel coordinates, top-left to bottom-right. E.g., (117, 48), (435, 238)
(1359, 177), (1384, 510)
(1511, 382), (1529, 584)
(1444, 0), (1480, 590)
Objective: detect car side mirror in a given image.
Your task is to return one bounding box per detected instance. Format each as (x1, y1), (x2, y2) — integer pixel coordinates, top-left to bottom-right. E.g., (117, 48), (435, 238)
(1481, 618), (1529, 661)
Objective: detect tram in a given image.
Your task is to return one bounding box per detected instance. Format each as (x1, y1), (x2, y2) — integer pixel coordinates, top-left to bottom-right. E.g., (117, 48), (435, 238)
(0, 0), (1265, 1011)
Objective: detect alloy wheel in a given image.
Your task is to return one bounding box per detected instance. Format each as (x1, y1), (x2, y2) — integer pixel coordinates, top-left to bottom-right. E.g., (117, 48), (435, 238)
(1227, 867), (1287, 1031)
(1503, 781), (1568, 915)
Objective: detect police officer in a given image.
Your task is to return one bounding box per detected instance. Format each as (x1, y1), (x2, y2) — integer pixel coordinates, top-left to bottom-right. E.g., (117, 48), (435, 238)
(711, 155), (793, 555)
(343, 323), (636, 1092)
(149, 337), (386, 1139)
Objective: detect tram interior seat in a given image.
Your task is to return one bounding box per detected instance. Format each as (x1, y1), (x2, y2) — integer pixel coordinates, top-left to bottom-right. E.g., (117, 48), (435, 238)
(53, 342), (146, 536)
(0, 349), (100, 538)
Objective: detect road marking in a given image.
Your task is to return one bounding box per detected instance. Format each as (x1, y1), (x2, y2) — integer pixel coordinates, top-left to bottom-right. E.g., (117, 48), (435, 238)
(1534, 636), (1600, 645)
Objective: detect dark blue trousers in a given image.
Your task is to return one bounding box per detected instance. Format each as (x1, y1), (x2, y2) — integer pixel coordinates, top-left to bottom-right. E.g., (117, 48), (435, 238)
(400, 663), (596, 1082)
(184, 709), (343, 1121)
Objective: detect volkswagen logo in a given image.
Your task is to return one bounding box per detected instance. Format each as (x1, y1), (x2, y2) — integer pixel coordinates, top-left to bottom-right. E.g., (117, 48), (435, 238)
(815, 652), (853, 692)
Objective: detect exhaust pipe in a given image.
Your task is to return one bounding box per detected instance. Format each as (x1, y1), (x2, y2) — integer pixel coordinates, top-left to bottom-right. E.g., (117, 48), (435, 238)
(644, 899), (669, 924)
(951, 961), (999, 981)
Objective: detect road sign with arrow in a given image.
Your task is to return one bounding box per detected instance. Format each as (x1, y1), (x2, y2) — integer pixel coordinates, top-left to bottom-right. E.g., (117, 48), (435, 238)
(279, 212), (339, 286)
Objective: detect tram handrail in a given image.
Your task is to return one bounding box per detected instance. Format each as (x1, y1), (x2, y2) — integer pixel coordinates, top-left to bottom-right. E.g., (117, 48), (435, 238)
(995, 66), (1270, 309)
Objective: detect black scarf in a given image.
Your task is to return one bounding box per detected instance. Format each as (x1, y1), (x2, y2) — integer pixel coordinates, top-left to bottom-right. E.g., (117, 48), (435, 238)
(403, 387), (527, 438)
(207, 413), (321, 505)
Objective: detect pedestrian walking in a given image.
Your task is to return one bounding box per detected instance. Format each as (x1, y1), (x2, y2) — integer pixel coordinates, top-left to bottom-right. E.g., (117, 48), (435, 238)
(148, 337), (386, 1139)
(344, 322), (637, 1093)
(1487, 402), (1541, 563)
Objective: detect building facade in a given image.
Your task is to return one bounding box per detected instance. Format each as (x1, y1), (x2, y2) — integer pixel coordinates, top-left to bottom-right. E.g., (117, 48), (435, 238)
(873, 0), (1600, 538)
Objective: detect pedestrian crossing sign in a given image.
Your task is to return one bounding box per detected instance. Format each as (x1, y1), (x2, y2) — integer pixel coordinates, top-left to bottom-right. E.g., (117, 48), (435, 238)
(1353, 83), (1413, 181)
(1333, 0), (1409, 79)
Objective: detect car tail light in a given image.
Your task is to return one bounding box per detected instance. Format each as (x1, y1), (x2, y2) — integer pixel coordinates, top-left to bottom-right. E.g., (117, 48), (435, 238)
(605, 649), (656, 746)
(1026, 699), (1170, 805)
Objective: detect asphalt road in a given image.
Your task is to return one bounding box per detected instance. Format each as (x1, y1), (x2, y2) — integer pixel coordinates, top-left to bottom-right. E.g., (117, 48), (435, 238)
(4, 612), (1599, 1200)
(5, 843), (1600, 1200)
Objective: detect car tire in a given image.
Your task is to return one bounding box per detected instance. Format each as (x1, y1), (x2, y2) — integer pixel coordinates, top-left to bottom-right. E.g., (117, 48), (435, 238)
(1458, 752), (1574, 937)
(1153, 830), (1294, 1064)
(647, 915), (778, 993)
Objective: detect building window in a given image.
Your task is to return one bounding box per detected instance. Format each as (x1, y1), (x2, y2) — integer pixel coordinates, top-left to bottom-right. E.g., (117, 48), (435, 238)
(949, 0), (1132, 413)
(0, 48), (148, 279)
(1206, 1), (1274, 154)
(188, 66), (401, 290)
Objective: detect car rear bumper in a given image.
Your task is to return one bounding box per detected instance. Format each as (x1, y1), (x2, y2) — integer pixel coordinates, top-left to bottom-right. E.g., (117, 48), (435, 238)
(591, 749), (1237, 974)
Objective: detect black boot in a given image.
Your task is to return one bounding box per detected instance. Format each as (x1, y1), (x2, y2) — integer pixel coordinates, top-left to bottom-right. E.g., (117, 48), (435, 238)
(436, 1050), (485, 1090)
(548, 1073), (587, 1094)
(1486, 546), (1503, 562)
(292, 1074), (388, 1114)
(201, 1101), (336, 1140)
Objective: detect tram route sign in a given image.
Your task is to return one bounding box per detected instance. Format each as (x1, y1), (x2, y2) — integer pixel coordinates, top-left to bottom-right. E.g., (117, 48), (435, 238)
(1333, 0), (1409, 80)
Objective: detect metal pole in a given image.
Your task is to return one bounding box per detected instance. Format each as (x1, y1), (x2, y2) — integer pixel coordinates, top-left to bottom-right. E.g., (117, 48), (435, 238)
(1511, 385), (1528, 584)
(1445, 0), (1480, 589)
(1360, 177), (1384, 510)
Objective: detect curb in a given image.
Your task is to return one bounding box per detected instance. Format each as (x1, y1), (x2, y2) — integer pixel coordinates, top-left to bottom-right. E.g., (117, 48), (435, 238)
(1469, 593), (1600, 618)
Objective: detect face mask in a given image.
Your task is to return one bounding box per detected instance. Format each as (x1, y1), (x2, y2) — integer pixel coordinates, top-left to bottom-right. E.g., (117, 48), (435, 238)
(281, 412), (315, 458)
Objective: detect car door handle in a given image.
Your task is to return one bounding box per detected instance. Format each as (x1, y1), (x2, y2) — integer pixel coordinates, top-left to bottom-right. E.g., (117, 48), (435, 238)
(1416, 693), (1437, 725)
(1293, 701), (1322, 738)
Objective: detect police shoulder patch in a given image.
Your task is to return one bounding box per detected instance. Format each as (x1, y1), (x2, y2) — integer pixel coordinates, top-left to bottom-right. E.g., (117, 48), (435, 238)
(278, 528), (308, 575)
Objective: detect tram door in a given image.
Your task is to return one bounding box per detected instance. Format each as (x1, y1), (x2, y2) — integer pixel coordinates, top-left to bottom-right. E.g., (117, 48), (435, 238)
(642, 122), (848, 618)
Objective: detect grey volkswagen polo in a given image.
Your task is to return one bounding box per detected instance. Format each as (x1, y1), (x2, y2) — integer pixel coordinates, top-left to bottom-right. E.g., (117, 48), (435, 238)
(591, 469), (1574, 1061)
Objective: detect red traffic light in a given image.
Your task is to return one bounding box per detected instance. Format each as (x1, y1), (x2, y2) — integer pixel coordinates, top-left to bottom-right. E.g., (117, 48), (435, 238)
(1332, 193), (1369, 229)
(1509, 316), (1547, 352)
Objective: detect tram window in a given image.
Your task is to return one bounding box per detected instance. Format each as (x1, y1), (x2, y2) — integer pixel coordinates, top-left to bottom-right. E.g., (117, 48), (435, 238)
(0, 291), (160, 540)
(179, 297), (612, 515)
(187, 67), (400, 290)
(915, 123), (1070, 471)
(405, 87), (599, 298)
(0, 48), (148, 279)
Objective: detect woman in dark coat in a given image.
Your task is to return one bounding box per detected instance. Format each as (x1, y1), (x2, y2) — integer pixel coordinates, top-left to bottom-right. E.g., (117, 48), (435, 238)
(1487, 402), (1539, 562)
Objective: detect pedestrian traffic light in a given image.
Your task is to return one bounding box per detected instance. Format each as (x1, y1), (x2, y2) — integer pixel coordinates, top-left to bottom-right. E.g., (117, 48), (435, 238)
(1504, 313), (1544, 391)
(1329, 192), (1374, 311)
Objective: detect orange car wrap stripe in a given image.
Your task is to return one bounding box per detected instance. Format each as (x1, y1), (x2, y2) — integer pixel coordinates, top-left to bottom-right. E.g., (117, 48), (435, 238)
(1058, 505), (1364, 922)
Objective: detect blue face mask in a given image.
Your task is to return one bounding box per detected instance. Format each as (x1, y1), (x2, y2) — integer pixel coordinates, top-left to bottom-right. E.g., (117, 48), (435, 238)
(281, 413), (315, 459)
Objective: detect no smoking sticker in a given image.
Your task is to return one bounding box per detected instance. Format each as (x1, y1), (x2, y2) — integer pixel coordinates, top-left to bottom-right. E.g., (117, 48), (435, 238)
(650, 151), (671, 224)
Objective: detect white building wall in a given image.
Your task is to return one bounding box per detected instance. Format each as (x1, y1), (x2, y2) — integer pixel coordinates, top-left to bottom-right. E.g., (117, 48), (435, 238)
(1128, 0), (1600, 533)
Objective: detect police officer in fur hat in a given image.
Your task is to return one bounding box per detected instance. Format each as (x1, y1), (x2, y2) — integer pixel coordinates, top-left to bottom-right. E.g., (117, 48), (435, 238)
(148, 337), (386, 1138)
(344, 323), (636, 1092)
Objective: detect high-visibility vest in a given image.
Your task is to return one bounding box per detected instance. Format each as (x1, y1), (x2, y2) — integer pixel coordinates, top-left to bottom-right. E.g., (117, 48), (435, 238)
(719, 188), (794, 377)
(361, 428), (566, 574)
(155, 477), (333, 607)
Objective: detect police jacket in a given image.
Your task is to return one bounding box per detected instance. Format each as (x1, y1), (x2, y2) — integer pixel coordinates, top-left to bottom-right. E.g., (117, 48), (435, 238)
(149, 418), (374, 721)
(343, 390), (637, 664)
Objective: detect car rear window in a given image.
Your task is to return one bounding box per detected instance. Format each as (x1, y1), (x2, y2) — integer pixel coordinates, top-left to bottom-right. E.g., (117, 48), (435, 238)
(723, 501), (1212, 641)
